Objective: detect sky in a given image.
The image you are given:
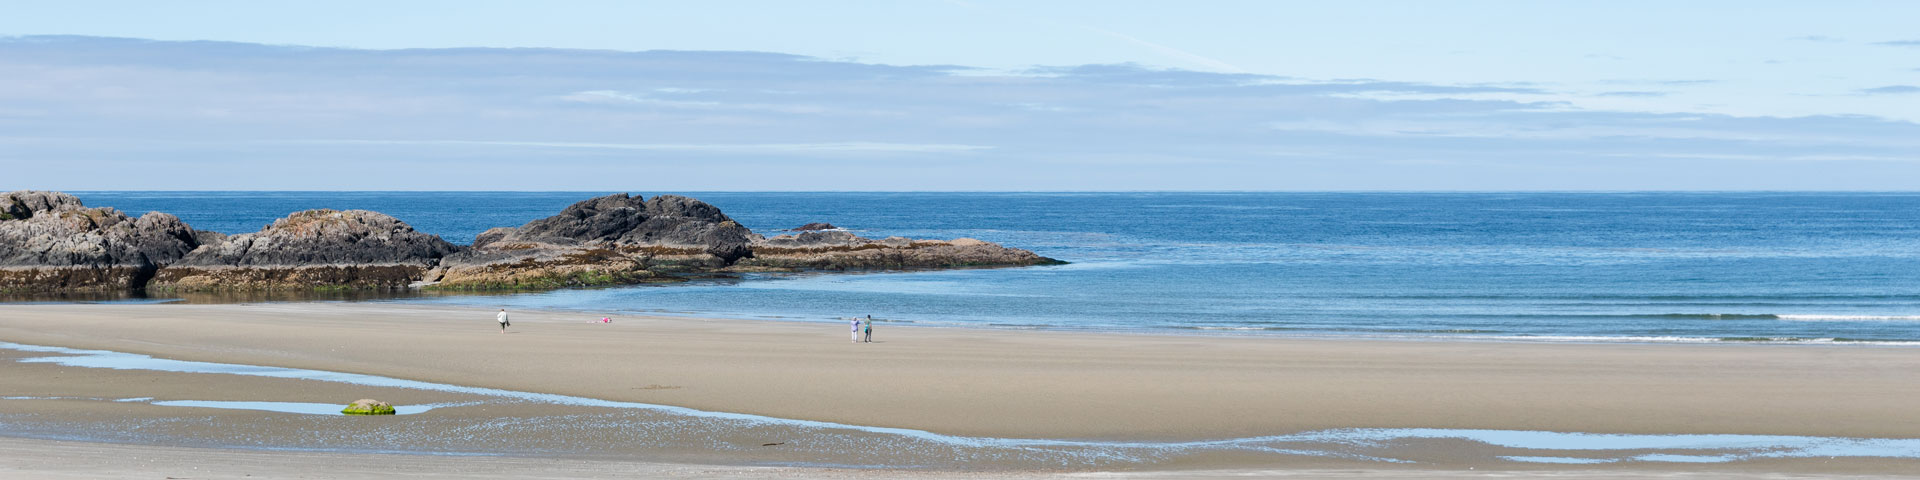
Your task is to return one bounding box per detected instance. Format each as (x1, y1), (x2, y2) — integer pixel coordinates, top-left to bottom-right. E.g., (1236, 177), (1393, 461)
(1, 0), (1917, 190)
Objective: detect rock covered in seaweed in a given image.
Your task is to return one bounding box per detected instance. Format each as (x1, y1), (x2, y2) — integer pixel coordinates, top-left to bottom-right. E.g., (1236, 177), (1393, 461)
(341, 398), (395, 415)
(0, 190), (205, 293)
(151, 209), (458, 290)
(432, 241), (675, 290)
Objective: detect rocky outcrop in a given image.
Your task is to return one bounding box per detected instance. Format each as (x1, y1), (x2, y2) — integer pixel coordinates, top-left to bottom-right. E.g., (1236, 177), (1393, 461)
(4, 190), (1061, 294)
(438, 194), (750, 289)
(151, 209), (457, 291)
(428, 193), (1063, 289)
(740, 231), (1063, 271)
(1, 191), (204, 293)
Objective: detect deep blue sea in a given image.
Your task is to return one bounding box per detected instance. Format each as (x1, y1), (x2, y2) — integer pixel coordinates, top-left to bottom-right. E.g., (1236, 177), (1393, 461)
(60, 191), (1920, 344)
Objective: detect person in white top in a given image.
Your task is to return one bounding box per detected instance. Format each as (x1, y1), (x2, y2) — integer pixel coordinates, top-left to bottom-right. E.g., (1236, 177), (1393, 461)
(497, 309), (511, 333)
(851, 318), (861, 343)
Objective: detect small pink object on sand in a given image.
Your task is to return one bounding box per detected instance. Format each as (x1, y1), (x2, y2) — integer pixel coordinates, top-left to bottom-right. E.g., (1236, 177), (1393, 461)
(601, 317), (612, 323)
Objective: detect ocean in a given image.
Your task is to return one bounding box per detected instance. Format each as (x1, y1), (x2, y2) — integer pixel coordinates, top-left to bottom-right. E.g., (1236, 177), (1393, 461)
(58, 191), (1920, 344)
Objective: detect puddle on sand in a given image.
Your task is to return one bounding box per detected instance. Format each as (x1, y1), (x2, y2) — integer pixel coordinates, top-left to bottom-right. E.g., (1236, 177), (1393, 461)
(5, 341), (1920, 468)
(149, 400), (457, 416)
(1499, 456), (1617, 464)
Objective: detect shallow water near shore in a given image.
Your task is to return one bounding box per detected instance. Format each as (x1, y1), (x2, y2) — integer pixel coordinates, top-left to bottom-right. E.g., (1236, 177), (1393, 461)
(148, 400), (454, 415)
(39, 191), (1920, 344)
(5, 340), (1918, 469)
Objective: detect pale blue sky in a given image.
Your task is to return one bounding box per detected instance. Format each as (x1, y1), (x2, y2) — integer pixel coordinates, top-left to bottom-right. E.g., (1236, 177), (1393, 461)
(2, 1), (1917, 190)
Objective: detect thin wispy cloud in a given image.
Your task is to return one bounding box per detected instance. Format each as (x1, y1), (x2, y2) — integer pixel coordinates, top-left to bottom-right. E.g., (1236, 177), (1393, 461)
(1602, 79), (1717, 86)
(1075, 24), (1247, 74)
(1873, 40), (1920, 47)
(942, 0), (1246, 73)
(270, 139), (991, 153)
(1595, 91), (1667, 98)
(1860, 85), (1920, 95)
(562, 90), (724, 108)
(555, 90), (833, 114)
(1618, 152), (1920, 163)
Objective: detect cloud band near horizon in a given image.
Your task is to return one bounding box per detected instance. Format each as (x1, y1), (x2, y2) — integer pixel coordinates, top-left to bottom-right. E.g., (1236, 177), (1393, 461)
(1, 36), (1917, 191)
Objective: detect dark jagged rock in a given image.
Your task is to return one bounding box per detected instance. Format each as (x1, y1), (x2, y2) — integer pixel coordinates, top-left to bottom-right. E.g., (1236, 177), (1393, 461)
(1, 191), (204, 293)
(151, 209), (457, 291)
(173, 209), (457, 266)
(496, 194), (651, 246)
(479, 193), (753, 263)
(1, 190), (85, 221)
(440, 194), (753, 289)
(789, 222), (839, 231)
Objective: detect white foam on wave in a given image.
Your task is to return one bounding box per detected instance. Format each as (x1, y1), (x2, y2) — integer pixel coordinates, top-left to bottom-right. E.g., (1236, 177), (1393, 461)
(1776, 314), (1920, 322)
(1461, 335), (1725, 344)
(1410, 334), (1920, 346)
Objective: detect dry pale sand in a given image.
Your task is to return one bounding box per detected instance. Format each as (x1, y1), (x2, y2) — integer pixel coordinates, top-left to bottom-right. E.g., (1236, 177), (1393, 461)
(2, 302), (1920, 477)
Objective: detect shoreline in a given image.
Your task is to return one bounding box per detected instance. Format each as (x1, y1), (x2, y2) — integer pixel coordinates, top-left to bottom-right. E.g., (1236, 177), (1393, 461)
(4, 303), (1920, 475)
(45, 293), (1920, 348)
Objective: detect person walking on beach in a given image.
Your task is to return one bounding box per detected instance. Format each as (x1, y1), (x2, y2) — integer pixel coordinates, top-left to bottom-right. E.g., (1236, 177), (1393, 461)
(851, 317), (861, 343)
(497, 309), (511, 333)
(863, 315), (873, 343)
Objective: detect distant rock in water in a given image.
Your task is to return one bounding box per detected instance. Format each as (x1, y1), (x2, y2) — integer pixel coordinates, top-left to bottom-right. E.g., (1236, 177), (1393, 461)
(0, 190), (204, 293)
(741, 231), (1063, 271)
(151, 209), (458, 291)
(789, 222), (839, 232)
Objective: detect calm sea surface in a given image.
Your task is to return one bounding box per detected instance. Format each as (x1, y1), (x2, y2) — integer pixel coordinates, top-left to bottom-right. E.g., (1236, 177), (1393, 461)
(58, 191), (1920, 344)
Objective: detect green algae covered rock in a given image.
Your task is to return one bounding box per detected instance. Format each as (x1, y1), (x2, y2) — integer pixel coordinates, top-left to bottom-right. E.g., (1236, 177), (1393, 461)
(342, 398), (395, 415)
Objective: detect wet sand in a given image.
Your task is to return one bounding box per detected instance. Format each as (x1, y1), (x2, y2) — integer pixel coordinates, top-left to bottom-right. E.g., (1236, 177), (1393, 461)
(11, 437), (1920, 480)
(2, 303), (1920, 476)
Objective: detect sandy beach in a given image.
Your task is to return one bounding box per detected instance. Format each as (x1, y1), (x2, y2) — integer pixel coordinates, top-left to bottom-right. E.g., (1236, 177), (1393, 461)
(3, 302), (1920, 477)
